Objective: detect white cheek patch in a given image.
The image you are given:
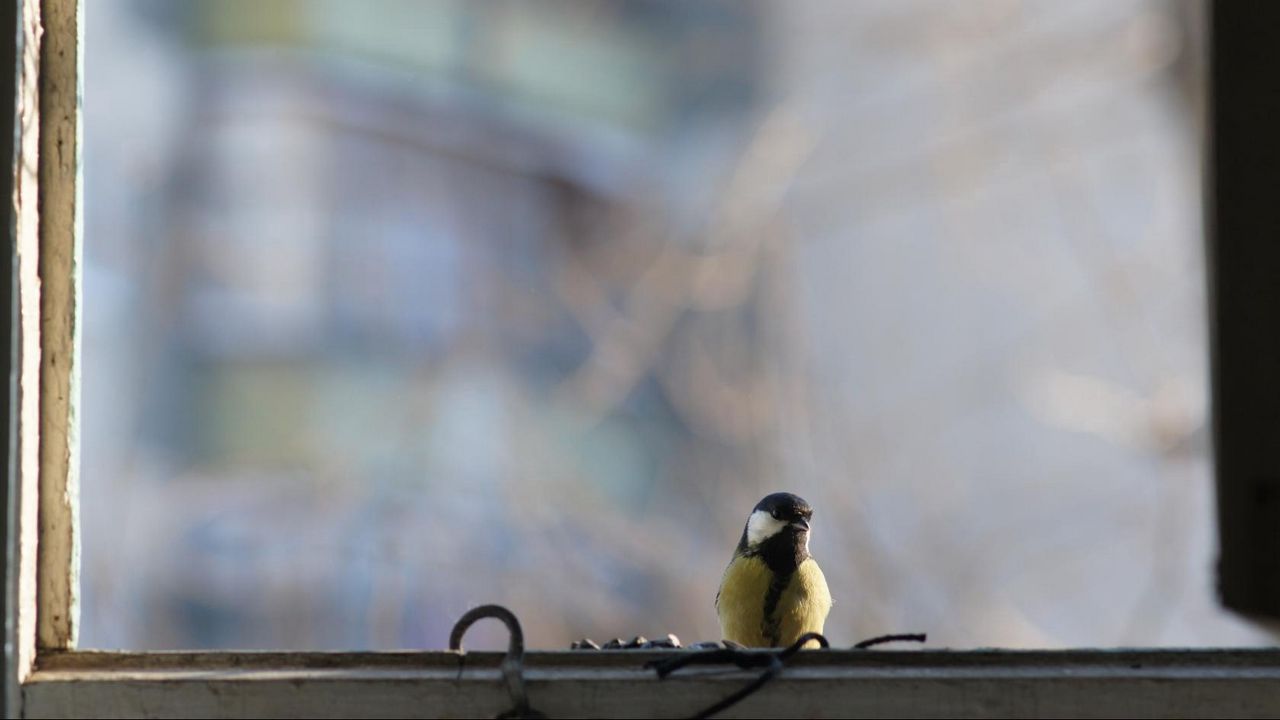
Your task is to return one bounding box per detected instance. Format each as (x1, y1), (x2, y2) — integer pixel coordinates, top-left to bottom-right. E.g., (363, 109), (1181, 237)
(746, 510), (787, 546)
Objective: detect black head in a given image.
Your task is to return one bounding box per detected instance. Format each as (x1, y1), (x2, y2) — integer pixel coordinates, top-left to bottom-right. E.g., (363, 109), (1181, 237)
(752, 492), (814, 530)
(736, 492), (816, 564)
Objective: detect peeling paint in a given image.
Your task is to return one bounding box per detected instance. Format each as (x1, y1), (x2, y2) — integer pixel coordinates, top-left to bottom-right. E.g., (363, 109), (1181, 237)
(13, 0), (45, 701)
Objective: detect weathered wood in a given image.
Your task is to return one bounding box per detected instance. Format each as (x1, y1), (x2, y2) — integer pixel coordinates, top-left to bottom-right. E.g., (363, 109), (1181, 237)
(21, 649), (1280, 719)
(35, 0), (80, 652)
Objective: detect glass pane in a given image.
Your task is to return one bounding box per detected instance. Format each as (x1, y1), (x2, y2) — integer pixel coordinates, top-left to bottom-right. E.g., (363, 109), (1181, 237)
(83, 0), (1268, 650)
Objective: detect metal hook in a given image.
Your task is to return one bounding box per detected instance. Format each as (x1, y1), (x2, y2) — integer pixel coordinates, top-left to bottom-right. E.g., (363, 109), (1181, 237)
(449, 604), (544, 719)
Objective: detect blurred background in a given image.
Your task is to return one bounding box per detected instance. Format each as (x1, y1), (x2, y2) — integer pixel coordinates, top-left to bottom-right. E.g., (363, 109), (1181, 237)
(82, 0), (1271, 650)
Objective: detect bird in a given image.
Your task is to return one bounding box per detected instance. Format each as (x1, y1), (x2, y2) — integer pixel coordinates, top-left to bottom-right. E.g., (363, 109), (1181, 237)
(715, 492), (832, 648)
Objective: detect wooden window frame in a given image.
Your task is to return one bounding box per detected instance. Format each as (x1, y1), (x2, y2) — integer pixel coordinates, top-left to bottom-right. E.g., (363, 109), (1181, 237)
(2, 0), (1278, 717)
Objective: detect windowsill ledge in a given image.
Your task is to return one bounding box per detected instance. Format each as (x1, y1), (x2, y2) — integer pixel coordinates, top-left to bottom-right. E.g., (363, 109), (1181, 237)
(24, 648), (1280, 718)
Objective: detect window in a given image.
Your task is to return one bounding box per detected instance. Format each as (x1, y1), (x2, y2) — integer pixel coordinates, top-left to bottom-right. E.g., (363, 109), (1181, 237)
(6, 0), (1280, 717)
(84, 0), (1257, 653)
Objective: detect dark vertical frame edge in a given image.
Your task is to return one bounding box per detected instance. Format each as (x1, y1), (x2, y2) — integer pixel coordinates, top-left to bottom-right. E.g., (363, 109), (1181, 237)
(1209, 1), (1280, 621)
(2, 0), (19, 715)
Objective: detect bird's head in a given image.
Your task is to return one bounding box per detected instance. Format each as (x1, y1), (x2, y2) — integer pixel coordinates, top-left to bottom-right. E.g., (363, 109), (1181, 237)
(744, 492), (814, 549)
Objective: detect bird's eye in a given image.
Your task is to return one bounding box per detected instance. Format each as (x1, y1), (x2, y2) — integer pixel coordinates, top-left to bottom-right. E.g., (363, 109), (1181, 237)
(771, 510), (781, 520)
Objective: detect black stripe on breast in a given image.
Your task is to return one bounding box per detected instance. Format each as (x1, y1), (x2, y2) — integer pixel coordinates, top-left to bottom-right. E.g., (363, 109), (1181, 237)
(761, 569), (792, 647)
(748, 527), (809, 647)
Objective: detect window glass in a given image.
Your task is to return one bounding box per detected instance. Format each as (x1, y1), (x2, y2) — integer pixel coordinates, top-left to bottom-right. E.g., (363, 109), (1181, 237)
(83, 0), (1266, 650)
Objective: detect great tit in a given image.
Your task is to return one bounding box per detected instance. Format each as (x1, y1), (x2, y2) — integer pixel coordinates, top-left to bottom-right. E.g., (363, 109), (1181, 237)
(715, 492), (832, 648)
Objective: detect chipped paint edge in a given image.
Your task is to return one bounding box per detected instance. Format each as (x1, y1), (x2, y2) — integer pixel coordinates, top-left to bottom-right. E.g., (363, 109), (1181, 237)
(12, 0), (42, 700)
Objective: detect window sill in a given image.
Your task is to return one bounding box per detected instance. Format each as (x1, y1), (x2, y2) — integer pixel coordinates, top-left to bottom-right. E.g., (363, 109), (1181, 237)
(23, 648), (1280, 718)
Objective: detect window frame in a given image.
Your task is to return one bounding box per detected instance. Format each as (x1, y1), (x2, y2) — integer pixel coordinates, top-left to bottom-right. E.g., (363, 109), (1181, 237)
(4, 0), (1279, 717)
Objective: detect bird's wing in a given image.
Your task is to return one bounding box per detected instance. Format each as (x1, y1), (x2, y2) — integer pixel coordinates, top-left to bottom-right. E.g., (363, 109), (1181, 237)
(715, 555), (772, 647)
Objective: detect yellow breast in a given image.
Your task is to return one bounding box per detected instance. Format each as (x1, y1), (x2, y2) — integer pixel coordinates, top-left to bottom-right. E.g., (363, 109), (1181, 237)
(716, 555), (832, 648)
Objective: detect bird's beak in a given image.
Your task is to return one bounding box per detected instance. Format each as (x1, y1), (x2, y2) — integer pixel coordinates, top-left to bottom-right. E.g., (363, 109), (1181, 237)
(790, 517), (810, 532)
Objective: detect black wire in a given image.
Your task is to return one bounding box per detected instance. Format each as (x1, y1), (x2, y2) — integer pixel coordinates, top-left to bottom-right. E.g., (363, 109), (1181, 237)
(853, 632), (928, 649)
(691, 653), (783, 719)
(691, 633), (828, 719)
(651, 631), (927, 719)
(647, 633), (829, 719)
